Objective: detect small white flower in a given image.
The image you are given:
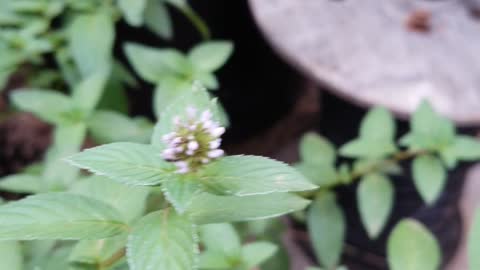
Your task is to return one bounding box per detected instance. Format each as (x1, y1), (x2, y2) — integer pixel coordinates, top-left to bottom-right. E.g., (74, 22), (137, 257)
(162, 133), (175, 142)
(162, 148), (176, 160)
(209, 139), (221, 149)
(210, 127), (226, 137)
(207, 149), (224, 158)
(186, 106), (197, 118)
(202, 120), (216, 130)
(174, 161), (189, 173)
(173, 116), (181, 125)
(172, 137), (182, 144)
(188, 141), (199, 151)
(201, 110), (212, 122)
(161, 107), (226, 174)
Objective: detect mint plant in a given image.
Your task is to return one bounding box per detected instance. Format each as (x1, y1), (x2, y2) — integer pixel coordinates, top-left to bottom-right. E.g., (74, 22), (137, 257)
(199, 223), (277, 270)
(125, 41), (233, 117)
(0, 0), (207, 90)
(0, 69), (154, 194)
(0, 84), (315, 270)
(296, 102), (480, 270)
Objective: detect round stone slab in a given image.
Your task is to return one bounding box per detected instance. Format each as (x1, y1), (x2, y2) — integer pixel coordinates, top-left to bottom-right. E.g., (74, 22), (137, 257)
(249, 0), (480, 125)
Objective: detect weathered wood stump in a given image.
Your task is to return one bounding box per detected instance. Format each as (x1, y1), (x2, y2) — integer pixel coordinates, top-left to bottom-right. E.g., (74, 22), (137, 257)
(249, 0), (480, 125)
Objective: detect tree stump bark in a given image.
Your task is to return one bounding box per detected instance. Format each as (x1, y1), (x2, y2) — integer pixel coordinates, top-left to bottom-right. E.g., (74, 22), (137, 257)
(249, 0), (480, 125)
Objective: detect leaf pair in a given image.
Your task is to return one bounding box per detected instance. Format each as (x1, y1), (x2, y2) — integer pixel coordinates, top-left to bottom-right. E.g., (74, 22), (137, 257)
(11, 69), (110, 125)
(199, 223), (277, 270)
(119, 0), (208, 40)
(298, 133), (395, 240)
(340, 107), (397, 158)
(295, 133), (339, 187)
(125, 41), (233, 117)
(404, 102), (480, 204)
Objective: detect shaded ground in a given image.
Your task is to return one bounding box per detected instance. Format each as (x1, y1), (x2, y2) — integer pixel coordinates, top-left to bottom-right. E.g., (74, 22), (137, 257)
(446, 164), (480, 270)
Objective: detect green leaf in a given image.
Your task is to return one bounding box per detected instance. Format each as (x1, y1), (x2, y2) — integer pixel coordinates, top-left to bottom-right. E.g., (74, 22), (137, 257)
(469, 208), (480, 270)
(144, 0), (172, 39)
(0, 174), (43, 193)
(98, 78), (129, 114)
(186, 193), (310, 224)
(340, 107), (396, 158)
(199, 251), (231, 269)
(55, 47), (81, 88)
(69, 235), (127, 265)
(69, 11), (114, 77)
(43, 123), (87, 189)
(242, 242), (277, 269)
(357, 173), (394, 239)
(88, 110), (153, 144)
(124, 43), (190, 83)
(405, 101), (455, 150)
(200, 223), (241, 258)
(188, 41), (233, 72)
(340, 139), (396, 158)
(360, 107), (396, 141)
(67, 142), (175, 186)
(412, 155), (446, 204)
(127, 210), (198, 270)
(307, 192), (345, 269)
(162, 175), (203, 213)
(72, 176), (149, 222)
(440, 136), (480, 168)
(0, 241), (23, 270)
(194, 71), (219, 90)
(387, 219), (441, 270)
(23, 241), (56, 269)
(118, 0), (147, 26)
(0, 193), (128, 240)
(153, 76), (192, 117)
(33, 244), (73, 270)
(353, 159), (402, 176)
(199, 155), (317, 196)
(10, 89), (72, 124)
(72, 67), (110, 115)
(299, 132), (336, 165)
(295, 163), (338, 187)
(152, 83), (227, 148)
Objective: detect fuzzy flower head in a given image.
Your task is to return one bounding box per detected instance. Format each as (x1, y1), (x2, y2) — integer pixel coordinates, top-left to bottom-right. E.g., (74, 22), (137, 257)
(162, 106), (225, 174)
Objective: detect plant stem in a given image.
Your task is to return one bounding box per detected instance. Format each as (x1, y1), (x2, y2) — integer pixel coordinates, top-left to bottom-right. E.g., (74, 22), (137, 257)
(347, 149), (427, 183)
(178, 6), (211, 40)
(99, 248), (126, 269)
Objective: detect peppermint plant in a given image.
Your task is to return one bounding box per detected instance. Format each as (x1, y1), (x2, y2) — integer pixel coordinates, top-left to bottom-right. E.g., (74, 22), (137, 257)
(0, 67), (153, 194)
(125, 41), (233, 117)
(0, 0), (207, 90)
(297, 102), (480, 270)
(199, 223), (278, 270)
(0, 84), (315, 270)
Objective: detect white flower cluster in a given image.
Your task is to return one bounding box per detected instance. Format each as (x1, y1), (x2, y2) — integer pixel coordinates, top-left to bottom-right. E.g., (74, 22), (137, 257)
(162, 107), (225, 173)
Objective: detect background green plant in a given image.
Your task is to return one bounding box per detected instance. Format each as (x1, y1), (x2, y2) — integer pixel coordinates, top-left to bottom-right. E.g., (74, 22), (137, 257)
(296, 102), (480, 270)
(0, 1), (479, 270)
